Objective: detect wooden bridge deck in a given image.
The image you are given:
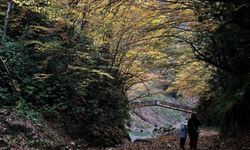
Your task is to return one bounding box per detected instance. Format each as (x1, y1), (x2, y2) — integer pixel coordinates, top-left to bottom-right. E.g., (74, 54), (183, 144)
(128, 100), (195, 113)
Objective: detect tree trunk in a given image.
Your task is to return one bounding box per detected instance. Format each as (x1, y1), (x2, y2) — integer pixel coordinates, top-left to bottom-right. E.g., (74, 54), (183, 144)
(2, 0), (12, 43)
(0, 56), (18, 97)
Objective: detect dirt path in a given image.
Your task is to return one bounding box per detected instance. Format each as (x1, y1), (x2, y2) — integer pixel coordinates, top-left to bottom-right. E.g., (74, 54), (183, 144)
(84, 129), (250, 150)
(109, 129), (219, 150)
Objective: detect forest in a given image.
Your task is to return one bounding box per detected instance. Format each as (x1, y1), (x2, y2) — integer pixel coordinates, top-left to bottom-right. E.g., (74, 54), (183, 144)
(0, 0), (249, 149)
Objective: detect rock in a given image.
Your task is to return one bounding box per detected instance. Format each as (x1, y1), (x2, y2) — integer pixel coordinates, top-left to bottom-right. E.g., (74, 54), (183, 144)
(166, 143), (173, 148)
(133, 139), (151, 143)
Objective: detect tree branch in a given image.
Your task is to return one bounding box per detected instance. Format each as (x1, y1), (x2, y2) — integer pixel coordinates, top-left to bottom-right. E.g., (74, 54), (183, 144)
(2, 0), (12, 43)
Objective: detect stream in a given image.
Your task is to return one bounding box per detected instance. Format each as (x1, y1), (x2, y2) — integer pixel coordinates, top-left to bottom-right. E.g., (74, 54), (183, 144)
(128, 130), (154, 142)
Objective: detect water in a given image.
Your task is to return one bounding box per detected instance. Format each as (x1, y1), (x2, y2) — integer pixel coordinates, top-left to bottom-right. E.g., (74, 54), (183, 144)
(128, 130), (154, 142)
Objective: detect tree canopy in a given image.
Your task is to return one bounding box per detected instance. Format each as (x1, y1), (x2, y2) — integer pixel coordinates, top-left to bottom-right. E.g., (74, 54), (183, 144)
(1, 0), (250, 147)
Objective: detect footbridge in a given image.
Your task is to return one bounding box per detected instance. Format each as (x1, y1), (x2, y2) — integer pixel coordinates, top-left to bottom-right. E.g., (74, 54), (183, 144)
(128, 100), (196, 113)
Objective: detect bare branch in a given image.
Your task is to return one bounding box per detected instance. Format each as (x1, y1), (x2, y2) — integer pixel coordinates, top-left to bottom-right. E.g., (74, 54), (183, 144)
(0, 56), (19, 96)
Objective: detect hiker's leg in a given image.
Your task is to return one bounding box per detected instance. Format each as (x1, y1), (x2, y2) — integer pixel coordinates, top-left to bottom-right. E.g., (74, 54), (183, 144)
(194, 139), (198, 150)
(189, 138), (195, 150)
(180, 138), (185, 149)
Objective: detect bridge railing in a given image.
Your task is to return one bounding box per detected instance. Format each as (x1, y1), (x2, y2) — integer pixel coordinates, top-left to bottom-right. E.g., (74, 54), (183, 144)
(128, 100), (195, 113)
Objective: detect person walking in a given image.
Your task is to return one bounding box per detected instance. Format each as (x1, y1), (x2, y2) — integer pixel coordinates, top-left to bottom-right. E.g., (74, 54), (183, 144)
(187, 113), (201, 150)
(179, 123), (188, 150)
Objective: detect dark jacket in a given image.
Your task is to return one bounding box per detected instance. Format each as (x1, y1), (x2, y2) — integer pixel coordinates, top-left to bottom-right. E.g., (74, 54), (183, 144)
(187, 118), (201, 139)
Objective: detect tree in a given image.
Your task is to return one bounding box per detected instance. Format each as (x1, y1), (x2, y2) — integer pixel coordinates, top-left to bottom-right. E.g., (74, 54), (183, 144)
(0, 1), (129, 146)
(192, 0), (250, 134)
